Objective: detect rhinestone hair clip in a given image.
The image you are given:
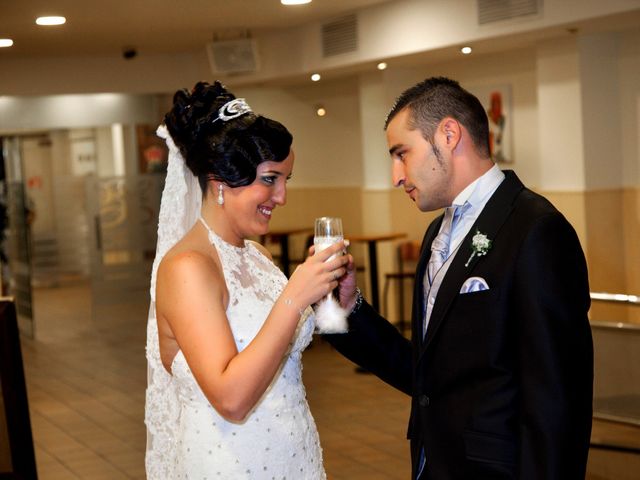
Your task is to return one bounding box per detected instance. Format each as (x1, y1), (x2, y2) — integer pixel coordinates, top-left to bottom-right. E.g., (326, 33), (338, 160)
(213, 98), (252, 123)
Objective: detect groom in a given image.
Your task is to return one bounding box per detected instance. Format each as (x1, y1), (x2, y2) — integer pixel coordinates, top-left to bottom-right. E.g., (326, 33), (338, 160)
(327, 77), (593, 479)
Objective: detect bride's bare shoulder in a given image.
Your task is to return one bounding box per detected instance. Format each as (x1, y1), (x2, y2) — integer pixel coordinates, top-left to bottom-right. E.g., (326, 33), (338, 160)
(159, 228), (221, 280)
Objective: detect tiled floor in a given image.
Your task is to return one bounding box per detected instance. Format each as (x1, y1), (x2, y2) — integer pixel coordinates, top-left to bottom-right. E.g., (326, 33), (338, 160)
(16, 282), (640, 478)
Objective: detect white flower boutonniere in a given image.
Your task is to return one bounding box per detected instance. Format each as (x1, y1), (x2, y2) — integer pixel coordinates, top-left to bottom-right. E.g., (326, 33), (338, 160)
(465, 230), (492, 267)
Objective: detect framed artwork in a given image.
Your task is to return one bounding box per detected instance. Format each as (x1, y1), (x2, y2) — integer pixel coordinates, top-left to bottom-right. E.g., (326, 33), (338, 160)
(469, 84), (513, 163)
(0, 299), (38, 479)
(136, 125), (168, 174)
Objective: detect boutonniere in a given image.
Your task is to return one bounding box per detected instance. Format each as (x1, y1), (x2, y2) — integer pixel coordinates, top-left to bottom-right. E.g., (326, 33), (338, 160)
(465, 230), (492, 267)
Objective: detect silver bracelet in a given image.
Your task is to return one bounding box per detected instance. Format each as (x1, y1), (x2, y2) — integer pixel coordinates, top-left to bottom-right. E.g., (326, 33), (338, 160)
(284, 298), (305, 317)
(348, 287), (363, 317)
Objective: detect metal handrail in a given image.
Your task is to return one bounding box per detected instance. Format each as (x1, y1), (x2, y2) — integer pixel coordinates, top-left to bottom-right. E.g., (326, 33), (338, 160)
(590, 292), (640, 330)
(590, 292), (640, 305)
(590, 320), (640, 331)
(589, 291), (640, 454)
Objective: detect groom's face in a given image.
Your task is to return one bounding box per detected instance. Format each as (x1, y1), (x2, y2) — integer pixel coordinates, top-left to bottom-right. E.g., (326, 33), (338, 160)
(387, 108), (451, 212)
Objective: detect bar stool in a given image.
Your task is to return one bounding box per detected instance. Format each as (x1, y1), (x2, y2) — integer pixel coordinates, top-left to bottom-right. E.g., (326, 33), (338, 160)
(383, 240), (422, 334)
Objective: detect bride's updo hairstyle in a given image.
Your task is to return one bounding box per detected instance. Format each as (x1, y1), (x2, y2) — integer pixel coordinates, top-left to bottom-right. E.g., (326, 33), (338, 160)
(164, 81), (293, 194)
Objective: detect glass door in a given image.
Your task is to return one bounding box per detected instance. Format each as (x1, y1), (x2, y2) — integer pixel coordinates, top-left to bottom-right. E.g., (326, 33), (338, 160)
(86, 174), (163, 324)
(1, 137), (34, 337)
(2, 125), (165, 337)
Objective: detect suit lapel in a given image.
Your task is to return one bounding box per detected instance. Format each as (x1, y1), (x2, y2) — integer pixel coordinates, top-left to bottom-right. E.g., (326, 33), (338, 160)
(420, 170), (524, 356)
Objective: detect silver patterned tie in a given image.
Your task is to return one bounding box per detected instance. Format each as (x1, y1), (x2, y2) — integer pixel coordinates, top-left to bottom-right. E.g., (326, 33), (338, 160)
(427, 206), (456, 286)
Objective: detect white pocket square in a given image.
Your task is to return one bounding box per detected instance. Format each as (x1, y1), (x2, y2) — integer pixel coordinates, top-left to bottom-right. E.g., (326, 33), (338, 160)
(460, 276), (489, 294)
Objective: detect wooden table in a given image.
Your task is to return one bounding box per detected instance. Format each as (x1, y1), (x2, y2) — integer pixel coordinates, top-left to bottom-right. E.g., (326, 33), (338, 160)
(260, 227), (313, 277)
(348, 232), (408, 312)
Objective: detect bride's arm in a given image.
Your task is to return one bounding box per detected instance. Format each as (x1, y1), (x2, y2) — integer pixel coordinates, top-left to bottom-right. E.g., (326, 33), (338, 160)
(156, 242), (347, 422)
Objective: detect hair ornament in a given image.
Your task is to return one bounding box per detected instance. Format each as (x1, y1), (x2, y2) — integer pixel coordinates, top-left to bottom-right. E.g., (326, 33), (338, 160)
(214, 98), (252, 123)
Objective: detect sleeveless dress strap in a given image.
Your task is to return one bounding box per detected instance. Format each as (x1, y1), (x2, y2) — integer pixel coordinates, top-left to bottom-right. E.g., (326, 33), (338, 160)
(198, 216), (214, 235)
(198, 216), (249, 254)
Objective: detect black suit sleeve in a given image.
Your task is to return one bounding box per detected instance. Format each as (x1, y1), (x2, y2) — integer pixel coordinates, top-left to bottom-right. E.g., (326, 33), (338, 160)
(513, 213), (593, 479)
(323, 300), (413, 395)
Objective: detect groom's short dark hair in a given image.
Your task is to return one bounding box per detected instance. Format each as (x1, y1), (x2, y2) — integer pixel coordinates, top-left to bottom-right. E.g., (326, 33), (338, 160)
(385, 76), (491, 158)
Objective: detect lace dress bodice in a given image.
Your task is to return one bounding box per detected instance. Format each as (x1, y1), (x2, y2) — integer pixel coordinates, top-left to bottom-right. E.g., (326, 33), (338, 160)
(165, 219), (325, 479)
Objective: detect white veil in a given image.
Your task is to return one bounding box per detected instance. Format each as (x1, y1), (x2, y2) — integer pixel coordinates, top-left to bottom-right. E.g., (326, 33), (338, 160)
(145, 124), (202, 479)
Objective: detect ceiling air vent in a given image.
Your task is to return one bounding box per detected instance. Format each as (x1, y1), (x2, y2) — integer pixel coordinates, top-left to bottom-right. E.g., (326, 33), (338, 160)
(322, 14), (357, 57)
(206, 38), (259, 75)
(477, 0), (541, 25)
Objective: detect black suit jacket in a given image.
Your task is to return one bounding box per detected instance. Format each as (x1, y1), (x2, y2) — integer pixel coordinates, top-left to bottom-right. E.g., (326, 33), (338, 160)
(326, 171), (593, 479)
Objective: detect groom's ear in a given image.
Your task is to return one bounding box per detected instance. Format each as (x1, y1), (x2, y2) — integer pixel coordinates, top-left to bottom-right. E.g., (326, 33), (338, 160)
(439, 118), (461, 150)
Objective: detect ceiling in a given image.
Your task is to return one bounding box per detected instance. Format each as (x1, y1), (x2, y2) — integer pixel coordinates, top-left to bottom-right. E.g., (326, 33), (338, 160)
(2, 0), (640, 90)
(0, 0), (392, 58)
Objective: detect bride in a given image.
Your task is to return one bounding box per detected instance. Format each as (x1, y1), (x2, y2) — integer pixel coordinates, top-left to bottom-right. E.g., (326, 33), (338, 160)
(145, 81), (348, 478)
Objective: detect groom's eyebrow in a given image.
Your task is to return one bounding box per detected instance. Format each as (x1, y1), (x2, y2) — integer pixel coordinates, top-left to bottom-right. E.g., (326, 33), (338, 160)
(389, 144), (403, 156)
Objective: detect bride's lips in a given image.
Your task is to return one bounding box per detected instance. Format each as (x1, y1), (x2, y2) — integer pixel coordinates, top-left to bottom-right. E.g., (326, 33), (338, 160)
(258, 205), (273, 218)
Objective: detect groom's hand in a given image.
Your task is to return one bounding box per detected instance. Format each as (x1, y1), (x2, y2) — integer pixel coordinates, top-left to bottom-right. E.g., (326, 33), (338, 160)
(336, 241), (358, 312)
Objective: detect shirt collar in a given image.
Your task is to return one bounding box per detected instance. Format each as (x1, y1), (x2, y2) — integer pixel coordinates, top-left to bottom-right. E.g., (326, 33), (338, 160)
(451, 164), (504, 210)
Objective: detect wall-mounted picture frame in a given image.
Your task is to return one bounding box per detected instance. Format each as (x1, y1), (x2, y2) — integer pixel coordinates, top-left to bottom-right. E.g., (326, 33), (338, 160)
(136, 124), (168, 174)
(469, 84), (513, 163)
(0, 299), (38, 479)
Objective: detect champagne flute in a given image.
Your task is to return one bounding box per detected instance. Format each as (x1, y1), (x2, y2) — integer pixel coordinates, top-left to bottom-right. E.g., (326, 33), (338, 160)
(314, 217), (343, 299)
(314, 217), (343, 257)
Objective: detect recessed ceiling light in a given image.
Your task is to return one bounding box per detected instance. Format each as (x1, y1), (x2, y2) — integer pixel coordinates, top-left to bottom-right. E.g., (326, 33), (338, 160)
(0, 39), (14, 48)
(377, 62), (388, 71)
(460, 46), (472, 55)
(36, 16), (66, 26)
(281, 0), (312, 5)
(316, 106), (326, 117)
(311, 73), (321, 82)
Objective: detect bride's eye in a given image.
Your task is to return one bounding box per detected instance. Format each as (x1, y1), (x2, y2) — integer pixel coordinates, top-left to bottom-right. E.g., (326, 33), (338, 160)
(261, 176), (276, 185)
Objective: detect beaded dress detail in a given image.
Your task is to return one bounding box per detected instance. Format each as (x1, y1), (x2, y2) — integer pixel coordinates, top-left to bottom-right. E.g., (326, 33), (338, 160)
(167, 218), (325, 479)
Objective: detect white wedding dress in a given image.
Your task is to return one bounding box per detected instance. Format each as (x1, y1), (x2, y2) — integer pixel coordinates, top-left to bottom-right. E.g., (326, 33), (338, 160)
(150, 217), (325, 479)
(146, 125), (325, 479)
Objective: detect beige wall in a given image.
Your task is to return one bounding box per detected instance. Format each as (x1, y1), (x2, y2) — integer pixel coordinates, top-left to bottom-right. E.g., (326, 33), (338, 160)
(236, 79), (363, 189)
(623, 189), (640, 323)
(270, 188), (363, 234)
(544, 188), (640, 324)
(587, 188), (640, 324)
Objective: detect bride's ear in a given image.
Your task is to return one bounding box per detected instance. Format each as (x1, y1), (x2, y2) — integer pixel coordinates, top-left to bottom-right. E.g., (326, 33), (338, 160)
(205, 178), (218, 198)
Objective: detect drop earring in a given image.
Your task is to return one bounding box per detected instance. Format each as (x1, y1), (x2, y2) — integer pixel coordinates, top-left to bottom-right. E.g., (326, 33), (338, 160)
(217, 184), (224, 205)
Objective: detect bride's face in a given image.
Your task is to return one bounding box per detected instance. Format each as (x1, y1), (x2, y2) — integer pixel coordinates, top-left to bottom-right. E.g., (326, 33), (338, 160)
(225, 149), (294, 240)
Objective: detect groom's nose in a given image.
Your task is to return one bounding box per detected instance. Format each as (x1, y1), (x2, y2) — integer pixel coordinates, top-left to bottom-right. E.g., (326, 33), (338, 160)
(392, 160), (406, 188)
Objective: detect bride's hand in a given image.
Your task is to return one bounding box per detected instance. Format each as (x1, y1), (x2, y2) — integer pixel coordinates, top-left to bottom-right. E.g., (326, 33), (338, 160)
(309, 241), (357, 311)
(282, 241), (348, 310)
